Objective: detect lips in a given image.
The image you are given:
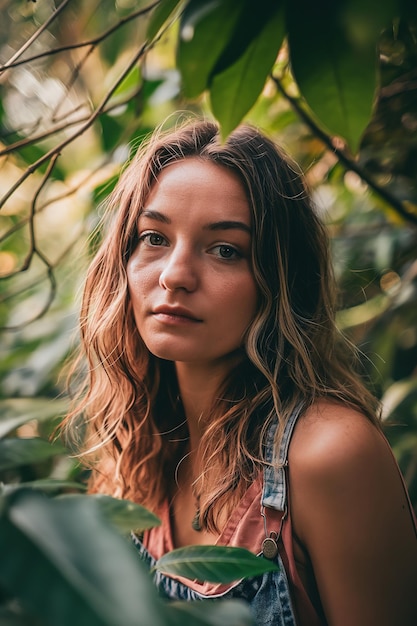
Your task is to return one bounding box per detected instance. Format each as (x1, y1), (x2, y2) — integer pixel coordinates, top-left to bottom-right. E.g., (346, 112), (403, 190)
(152, 306), (202, 322)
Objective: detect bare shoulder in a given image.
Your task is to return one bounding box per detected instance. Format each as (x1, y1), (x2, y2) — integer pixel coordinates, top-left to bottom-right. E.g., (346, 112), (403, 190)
(288, 399), (417, 626)
(288, 397), (417, 550)
(288, 399), (409, 513)
(289, 399), (385, 476)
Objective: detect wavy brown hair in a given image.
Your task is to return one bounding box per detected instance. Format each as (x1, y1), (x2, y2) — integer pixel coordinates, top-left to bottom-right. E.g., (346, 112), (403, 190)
(62, 119), (380, 531)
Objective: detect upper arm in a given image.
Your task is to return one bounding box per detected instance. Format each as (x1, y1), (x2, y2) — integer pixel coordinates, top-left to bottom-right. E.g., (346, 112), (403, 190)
(289, 403), (417, 626)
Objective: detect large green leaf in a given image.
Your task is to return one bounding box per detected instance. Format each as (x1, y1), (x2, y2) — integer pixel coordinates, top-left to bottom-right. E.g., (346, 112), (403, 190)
(57, 493), (161, 533)
(0, 490), (166, 626)
(169, 599), (253, 626)
(211, 0), (284, 75)
(210, 4), (285, 138)
(155, 545), (278, 583)
(0, 606), (40, 626)
(177, 0), (245, 98)
(287, 0), (399, 152)
(0, 397), (68, 439)
(1, 479), (86, 496)
(0, 438), (66, 471)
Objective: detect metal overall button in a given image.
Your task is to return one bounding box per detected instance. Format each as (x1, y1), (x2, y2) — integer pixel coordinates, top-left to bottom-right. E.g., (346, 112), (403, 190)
(262, 531), (279, 560)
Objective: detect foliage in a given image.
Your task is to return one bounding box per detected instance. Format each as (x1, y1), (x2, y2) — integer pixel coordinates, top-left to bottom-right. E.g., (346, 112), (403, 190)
(155, 545), (278, 583)
(0, 401), (267, 624)
(151, 0), (416, 156)
(0, 0), (417, 623)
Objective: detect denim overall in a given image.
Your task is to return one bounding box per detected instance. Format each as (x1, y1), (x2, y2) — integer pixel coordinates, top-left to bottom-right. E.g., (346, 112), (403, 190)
(132, 405), (304, 626)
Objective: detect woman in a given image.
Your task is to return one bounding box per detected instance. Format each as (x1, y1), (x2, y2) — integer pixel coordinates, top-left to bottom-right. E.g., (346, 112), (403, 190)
(64, 120), (417, 625)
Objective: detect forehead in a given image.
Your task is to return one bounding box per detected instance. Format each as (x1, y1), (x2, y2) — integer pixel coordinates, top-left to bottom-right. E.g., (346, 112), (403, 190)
(142, 158), (250, 220)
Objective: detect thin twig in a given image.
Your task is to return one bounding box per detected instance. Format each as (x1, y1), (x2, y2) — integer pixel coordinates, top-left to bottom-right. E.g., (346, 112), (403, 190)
(0, 2), (158, 73)
(1, 261), (56, 331)
(50, 46), (96, 122)
(0, 42), (148, 211)
(0, 0), (72, 77)
(0, 106), (91, 157)
(0, 148), (121, 246)
(0, 226), (84, 331)
(0, 78), (143, 156)
(1, 153), (60, 278)
(0, 102), (88, 145)
(271, 74), (417, 226)
(0, 155), (62, 331)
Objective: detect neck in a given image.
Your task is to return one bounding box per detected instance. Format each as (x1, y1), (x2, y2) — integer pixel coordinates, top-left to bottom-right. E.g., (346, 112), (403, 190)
(175, 361), (228, 453)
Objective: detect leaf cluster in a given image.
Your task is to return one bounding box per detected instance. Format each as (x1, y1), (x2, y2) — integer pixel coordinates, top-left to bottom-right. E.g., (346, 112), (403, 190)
(0, 401), (277, 625)
(150, 0), (416, 153)
(0, 3), (416, 621)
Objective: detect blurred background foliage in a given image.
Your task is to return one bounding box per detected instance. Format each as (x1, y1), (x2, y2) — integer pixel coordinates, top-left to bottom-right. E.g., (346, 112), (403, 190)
(1, 0), (417, 503)
(0, 0), (417, 622)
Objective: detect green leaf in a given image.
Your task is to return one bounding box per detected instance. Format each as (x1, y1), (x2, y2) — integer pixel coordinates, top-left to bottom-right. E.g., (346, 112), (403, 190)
(338, 0), (401, 48)
(177, 0), (245, 98)
(57, 494), (161, 533)
(210, 4), (285, 139)
(155, 545), (279, 583)
(1, 480), (86, 496)
(169, 599), (253, 626)
(0, 438), (66, 471)
(212, 0), (284, 75)
(112, 65), (141, 99)
(93, 173), (120, 204)
(287, 0), (383, 152)
(336, 293), (389, 329)
(0, 397), (69, 439)
(0, 490), (166, 626)
(147, 0), (184, 41)
(99, 114), (123, 152)
(0, 606), (40, 626)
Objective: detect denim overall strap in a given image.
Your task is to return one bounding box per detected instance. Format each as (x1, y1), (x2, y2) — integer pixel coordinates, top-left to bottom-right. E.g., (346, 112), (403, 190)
(132, 405), (304, 626)
(262, 402), (306, 511)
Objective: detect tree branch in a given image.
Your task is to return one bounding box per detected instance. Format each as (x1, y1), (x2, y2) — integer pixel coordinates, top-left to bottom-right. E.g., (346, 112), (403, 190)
(0, 2), (158, 73)
(1, 154), (60, 278)
(271, 74), (417, 226)
(0, 41), (148, 211)
(0, 81), (144, 158)
(0, 0), (72, 79)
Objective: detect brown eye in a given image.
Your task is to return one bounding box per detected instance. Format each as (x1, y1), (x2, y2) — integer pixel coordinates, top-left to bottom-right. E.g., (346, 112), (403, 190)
(139, 232), (168, 247)
(149, 233), (165, 246)
(219, 245), (236, 258)
(210, 244), (240, 260)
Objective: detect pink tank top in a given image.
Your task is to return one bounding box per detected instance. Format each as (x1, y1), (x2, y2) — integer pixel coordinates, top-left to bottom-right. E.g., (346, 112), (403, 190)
(143, 475), (324, 625)
(143, 405), (416, 625)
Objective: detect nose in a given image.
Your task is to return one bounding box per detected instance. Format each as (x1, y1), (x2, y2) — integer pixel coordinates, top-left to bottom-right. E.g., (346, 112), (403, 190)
(159, 244), (198, 293)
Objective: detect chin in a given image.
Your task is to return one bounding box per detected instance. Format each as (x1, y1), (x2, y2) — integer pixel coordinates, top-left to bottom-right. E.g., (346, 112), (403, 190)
(144, 342), (198, 363)
(146, 343), (246, 371)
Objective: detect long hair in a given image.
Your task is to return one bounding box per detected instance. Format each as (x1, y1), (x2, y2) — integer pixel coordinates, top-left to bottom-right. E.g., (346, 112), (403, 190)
(62, 119), (380, 531)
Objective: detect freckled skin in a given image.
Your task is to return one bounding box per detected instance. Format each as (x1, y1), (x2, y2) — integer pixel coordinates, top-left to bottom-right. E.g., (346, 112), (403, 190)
(127, 158), (258, 371)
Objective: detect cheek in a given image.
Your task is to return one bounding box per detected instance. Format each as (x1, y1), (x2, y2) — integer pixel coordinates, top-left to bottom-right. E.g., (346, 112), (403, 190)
(221, 275), (258, 324)
(127, 256), (152, 299)
(126, 259), (138, 301)
(243, 283), (259, 323)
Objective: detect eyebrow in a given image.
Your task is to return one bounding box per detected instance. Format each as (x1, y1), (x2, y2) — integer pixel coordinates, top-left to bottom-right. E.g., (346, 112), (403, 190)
(204, 220), (251, 234)
(140, 210), (251, 234)
(140, 210), (170, 224)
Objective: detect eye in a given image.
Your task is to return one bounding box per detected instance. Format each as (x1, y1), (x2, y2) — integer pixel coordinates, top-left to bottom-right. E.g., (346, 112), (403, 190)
(139, 232), (168, 247)
(211, 244), (241, 260)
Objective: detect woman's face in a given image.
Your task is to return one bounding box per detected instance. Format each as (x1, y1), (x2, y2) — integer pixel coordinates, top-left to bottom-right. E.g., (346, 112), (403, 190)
(126, 158), (258, 371)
